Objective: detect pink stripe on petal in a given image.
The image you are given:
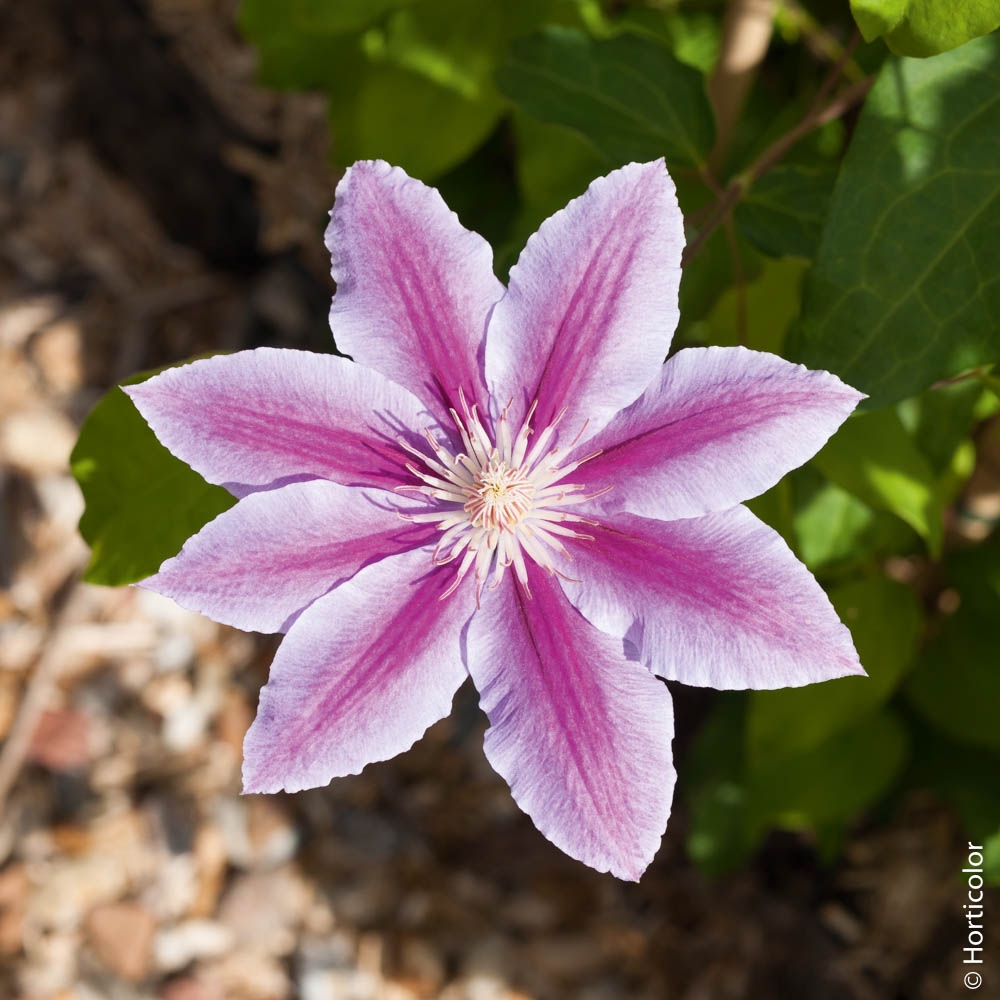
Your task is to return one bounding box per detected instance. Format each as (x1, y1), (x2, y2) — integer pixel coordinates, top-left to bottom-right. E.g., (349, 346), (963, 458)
(574, 346), (864, 520)
(142, 481), (434, 634)
(125, 348), (437, 495)
(243, 547), (473, 794)
(467, 564), (675, 881)
(561, 507), (865, 690)
(327, 160), (504, 423)
(485, 160), (683, 438)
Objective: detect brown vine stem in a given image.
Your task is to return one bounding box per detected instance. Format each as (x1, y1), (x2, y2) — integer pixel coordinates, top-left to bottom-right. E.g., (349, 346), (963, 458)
(682, 74), (875, 267)
(807, 29), (862, 116)
(930, 365), (999, 391)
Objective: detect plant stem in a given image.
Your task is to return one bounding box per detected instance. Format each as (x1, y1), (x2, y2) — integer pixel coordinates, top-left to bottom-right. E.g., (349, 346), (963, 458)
(682, 75), (874, 266)
(807, 29), (862, 116)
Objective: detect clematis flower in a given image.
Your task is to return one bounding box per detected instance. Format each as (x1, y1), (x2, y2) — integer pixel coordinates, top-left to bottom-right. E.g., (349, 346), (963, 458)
(126, 159), (865, 880)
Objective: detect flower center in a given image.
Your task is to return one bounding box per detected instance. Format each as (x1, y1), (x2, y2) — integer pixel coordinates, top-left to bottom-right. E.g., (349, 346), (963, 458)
(466, 459), (535, 531)
(396, 390), (607, 602)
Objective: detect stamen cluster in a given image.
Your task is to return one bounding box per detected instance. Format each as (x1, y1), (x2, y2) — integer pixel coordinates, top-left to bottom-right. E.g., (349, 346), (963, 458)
(398, 392), (607, 601)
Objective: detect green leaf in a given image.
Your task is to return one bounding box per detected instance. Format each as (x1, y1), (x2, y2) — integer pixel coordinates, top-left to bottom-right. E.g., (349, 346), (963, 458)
(747, 577), (921, 766)
(744, 477), (796, 549)
(790, 466), (920, 574)
(71, 367), (236, 587)
(682, 695), (759, 877)
(897, 379), (989, 473)
(614, 7), (721, 73)
(791, 35), (1000, 408)
(947, 534), (1000, 616)
(497, 26), (716, 169)
(734, 164), (837, 260)
(687, 779), (753, 877)
(906, 601), (1000, 750)
(850, 0), (1000, 57)
(243, 0), (553, 179)
(238, 2), (375, 89)
(686, 699), (910, 872)
(905, 537), (1000, 754)
(698, 256), (807, 354)
(242, 0), (415, 40)
(909, 723), (1000, 841)
(812, 408), (944, 555)
(328, 0), (549, 179)
(507, 112), (607, 266)
(746, 710), (909, 834)
(331, 62), (502, 179)
(793, 481), (877, 570)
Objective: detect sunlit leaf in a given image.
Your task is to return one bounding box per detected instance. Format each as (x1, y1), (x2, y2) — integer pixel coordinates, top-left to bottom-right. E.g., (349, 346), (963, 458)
(791, 35), (1000, 408)
(793, 481), (876, 570)
(614, 7), (721, 73)
(850, 0), (1000, 57)
(812, 408), (944, 555)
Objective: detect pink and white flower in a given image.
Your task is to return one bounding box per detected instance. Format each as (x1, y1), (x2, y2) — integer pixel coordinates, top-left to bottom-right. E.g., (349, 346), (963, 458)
(126, 159), (864, 880)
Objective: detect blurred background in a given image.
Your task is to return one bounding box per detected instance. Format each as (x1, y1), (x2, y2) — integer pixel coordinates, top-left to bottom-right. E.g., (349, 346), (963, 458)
(1, 1), (999, 998)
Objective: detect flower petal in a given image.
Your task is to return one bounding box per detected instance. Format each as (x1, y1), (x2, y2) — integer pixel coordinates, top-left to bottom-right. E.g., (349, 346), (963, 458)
(485, 160), (683, 437)
(125, 348), (435, 495)
(243, 547), (473, 794)
(327, 160), (504, 423)
(561, 507), (865, 690)
(142, 481), (433, 634)
(574, 346), (864, 520)
(466, 564), (675, 881)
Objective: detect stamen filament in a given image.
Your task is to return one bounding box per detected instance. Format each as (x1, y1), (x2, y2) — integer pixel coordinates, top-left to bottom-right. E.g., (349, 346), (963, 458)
(398, 391), (605, 598)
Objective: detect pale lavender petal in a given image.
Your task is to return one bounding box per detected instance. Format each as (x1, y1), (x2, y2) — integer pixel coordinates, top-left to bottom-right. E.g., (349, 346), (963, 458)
(485, 160), (683, 438)
(142, 481), (433, 634)
(243, 547), (473, 794)
(573, 347), (864, 520)
(561, 507), (864, 690)
(327, 160), (504, 423)
(125, 348), (437, 495)
(466, 564), (675, 881)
